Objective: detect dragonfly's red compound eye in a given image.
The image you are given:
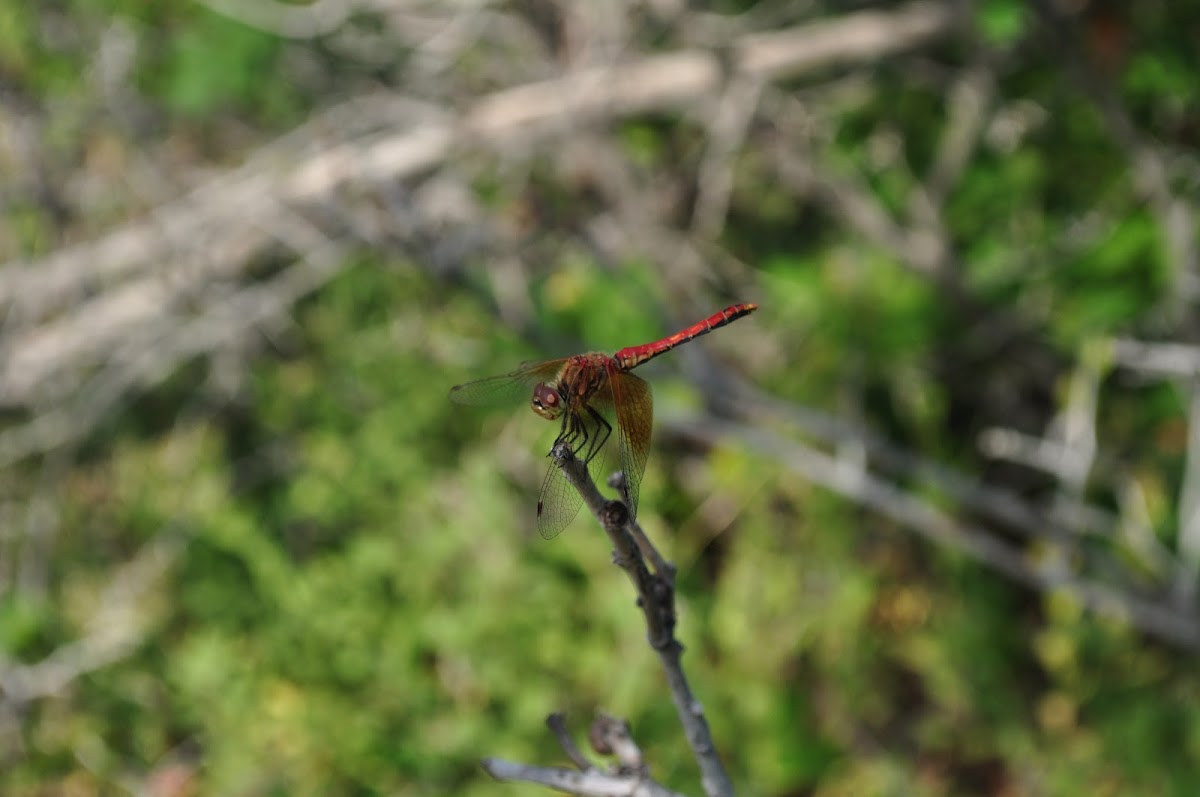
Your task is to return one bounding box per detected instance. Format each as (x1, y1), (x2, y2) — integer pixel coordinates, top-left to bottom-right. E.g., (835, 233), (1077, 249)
(531, 383), (563, 420)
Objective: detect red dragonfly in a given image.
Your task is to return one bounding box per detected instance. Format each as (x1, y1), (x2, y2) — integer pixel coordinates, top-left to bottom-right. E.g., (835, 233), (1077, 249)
(450, 303), (757, 539)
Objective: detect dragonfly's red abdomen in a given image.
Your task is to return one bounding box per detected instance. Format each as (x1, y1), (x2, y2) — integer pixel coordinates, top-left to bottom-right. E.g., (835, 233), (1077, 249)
(614, 303), (757, 370)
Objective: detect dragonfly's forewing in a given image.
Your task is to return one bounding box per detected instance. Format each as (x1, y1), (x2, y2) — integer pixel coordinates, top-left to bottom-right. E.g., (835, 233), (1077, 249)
(448, 359), (567, 406)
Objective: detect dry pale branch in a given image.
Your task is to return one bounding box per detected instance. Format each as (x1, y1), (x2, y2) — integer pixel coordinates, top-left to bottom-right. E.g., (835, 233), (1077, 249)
(685, 351), (1200, 648)
(0, 2), (956, 415)
(716, 383), (1116, 546)
(1029, 0), (1200, 312)
(0, 240), (344, 468)
(487, 712), (667, 796)
(665, 412), (1200, 650)
(1176, 381), (1200, 602)
(1109, 338), (1200, 603)
(1111, 339), (1200, 378)
(0, 531), (183, 705)
(481, 757), (688, 797)
(588, 713), (649, 776)
(196, 0), (364, 39)
(547, 712), (595, 771)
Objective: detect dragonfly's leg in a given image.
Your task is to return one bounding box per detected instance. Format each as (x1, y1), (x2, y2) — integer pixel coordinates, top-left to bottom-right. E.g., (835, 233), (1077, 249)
(558, 411), (587, 456)
(571, 412), (590, 456)
(554, 414), (571, 450)
(583, 405), (612, 464)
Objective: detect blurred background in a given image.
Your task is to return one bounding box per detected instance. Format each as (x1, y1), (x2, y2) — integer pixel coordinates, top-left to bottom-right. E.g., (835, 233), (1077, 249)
(2, 0), (1199, 795)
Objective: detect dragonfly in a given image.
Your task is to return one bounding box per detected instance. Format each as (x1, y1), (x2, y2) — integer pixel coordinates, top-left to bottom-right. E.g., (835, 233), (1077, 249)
(450, 303), (757, 539)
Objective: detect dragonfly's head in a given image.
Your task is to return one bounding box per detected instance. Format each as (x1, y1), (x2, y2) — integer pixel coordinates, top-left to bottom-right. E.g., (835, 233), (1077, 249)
(531, 383), (565, 421)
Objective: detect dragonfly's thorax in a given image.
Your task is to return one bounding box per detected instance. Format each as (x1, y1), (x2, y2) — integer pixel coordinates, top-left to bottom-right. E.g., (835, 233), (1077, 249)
(561, 354), (612, 405)
(530, 354), (611, 421)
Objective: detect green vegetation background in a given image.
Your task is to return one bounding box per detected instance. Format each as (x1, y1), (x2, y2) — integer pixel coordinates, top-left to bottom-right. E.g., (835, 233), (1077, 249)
(3, 1), (1200, 795)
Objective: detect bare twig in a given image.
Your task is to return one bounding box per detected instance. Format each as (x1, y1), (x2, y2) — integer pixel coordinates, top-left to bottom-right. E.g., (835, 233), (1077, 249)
(548, 713), (595, 771)
(1175, 378), (1200, 602)
(608, 472), (674, 579)
(481, 757), (688, 797)
(1117, 474), (1177, 579)
(482, 442), (734, 794)
(1108, 338), (1200, 600)
(195, 0), (362, 39)
(924, 63), (994, 207)
(1030, 0), (1200, 313)
(0, 530), (184, 705)
(691, 73), (763, 239)
(489, 711), (667, 795)
(715, 383), (1119, 544)
(981, 342), (1102, 495)
(1112, 338), (1200, 378)
(667, 414), (1200, 650)
(589, 713), (649, 776)
(0, 1), (957, 414)
(550, 442), (735, 797)
(483, 440), (734, 793)
(0, 240), (343, 467)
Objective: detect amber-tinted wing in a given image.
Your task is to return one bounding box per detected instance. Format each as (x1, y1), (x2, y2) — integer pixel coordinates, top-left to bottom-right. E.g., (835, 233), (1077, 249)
(448, 359), (567, 406)
(603, 368), (653, 521)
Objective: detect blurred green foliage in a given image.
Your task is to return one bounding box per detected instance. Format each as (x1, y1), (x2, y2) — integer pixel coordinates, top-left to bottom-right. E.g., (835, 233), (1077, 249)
(4, 1), (1200, 796)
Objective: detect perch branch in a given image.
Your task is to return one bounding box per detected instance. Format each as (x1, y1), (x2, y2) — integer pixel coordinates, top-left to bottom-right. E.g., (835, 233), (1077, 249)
(549, 442), (735, 797)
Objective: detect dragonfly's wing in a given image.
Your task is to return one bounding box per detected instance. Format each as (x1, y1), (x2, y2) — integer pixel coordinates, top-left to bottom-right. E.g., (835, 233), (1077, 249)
(606, 370), (652, 521)
(448, 359), (567, 406)
(539, 390), (622, 538)
(537, 459), (585, 540)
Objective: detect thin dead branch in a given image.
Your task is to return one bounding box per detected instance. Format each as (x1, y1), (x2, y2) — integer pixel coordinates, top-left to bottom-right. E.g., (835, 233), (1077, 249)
(0, 2), (957, 421)
(0, 531), (183, 705)
(666, 413), (1200, 650)
(481, 756), (688, 797)
(486, 442), (735, 797)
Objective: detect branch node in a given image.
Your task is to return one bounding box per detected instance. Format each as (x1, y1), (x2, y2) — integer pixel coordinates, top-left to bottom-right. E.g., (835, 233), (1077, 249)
(547, 712), (593, 771)
(590, 713), (649, 776)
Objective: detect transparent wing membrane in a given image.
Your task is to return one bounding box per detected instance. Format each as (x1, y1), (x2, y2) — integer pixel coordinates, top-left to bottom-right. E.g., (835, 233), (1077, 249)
(448, 360), (567, 407)
(536, 393), (622, 539)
